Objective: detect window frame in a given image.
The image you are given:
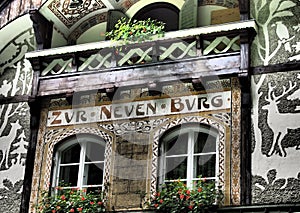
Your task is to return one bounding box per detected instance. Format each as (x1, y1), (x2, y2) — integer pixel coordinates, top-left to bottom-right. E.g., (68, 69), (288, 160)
(52, 134), (106, 191)
(158, 124), (219, 188)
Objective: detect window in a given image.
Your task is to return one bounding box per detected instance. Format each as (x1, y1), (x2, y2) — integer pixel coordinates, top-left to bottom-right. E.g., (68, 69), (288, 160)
(159, 124), (218, 187)
(52, 134), (106, 192)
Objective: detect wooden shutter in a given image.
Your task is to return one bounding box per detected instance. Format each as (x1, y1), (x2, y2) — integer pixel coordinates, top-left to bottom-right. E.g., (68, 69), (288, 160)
(179, 0), (198, 30)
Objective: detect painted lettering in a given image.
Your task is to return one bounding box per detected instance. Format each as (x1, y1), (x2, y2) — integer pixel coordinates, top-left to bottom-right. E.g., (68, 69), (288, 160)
(76, 110), (87, 122)
(198, 97), (210, 110)
(211, 95), (223, 107)
(136, 104), (145, 116)
(65, 111), (74, 123)
(171, 98), (184, 112)
(147, 103), (156, 114)
(100, 106), (111, 119)
(51, 111), (62, 125)
(47, 91), (231, 127)
(125, 105), (134, 117)
(114, 106), (122, 118)
(185, 98), (196, 110)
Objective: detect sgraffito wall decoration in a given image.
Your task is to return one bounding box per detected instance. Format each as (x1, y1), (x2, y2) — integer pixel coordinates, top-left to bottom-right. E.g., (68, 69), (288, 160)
(251, 0), (300, 204)
(251, 71), (300, 204)
(0, 15), (36, 212)
(251, 0), (300, 66)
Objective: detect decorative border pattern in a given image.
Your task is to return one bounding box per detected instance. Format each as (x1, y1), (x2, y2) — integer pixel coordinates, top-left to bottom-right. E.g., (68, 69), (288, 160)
(48, 0), (106, 28)
(150, 116), (226, 198)
(231, 77), (241, 205)
(98, 119), (170, 135)
(68, 12), (107, 43)
(31, 126), (114, 211)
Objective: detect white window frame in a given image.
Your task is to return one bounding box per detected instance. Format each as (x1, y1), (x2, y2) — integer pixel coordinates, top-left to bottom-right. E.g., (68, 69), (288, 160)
(159, 124), (219, 188)
(52, 134), (106, 191)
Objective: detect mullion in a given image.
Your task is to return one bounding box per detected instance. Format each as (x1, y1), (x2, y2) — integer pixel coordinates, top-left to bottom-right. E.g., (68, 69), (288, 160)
(78, 142), (86, 189)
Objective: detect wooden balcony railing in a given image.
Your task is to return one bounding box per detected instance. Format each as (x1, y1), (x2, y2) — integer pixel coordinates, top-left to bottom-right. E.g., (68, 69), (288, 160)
(26, 20), (257, 79)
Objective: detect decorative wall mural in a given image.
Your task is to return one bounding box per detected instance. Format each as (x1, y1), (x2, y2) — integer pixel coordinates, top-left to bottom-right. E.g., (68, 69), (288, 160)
(251, 0), (300, 66)
(48, 0), (106, 28)
(0, 18), (35, 212)
(251, 71), (300, 204)
(253, 169), (300, 204)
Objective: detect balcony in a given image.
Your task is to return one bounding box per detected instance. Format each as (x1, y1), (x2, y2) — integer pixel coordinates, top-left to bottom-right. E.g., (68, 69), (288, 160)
(26, 20), (257, 97)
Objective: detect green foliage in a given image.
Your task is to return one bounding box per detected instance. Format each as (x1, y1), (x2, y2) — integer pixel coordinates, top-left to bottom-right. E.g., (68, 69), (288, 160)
(106, 17), (165, 44)
(149, 178), (222, 213)
(36, 187), (107, 213)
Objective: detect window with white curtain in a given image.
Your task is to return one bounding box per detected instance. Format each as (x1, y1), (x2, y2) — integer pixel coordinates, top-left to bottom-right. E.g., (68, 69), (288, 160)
(52, 134), (106, 192)
(159, 124), (218, 187)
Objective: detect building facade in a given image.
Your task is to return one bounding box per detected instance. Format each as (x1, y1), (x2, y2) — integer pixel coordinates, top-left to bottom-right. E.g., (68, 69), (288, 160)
(0, 0), (300, 212)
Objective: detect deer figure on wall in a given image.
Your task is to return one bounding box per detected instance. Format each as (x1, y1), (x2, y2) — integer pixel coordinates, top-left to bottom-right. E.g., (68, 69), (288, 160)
(262, 81), (298, 157)
(0, 120), (22, 169)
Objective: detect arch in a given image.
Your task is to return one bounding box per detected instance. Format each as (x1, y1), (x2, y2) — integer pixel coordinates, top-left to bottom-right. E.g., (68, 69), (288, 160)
(158, 123), (219, 187)
(52, 133), (107, 190)
(132, 2), (180, 31)
(42, 127), (114, 190)
(126, 0), (184, 18)
(150, 116), (226, 197)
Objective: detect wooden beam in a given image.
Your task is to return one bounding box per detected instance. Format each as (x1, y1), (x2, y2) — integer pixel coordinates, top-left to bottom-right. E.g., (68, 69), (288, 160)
(37, 54), (241, 96)
(20, 98), (41, 213)
(29, 9), (53, 50)
(0, 95), (31, 104)
(252, 62), (300, 75)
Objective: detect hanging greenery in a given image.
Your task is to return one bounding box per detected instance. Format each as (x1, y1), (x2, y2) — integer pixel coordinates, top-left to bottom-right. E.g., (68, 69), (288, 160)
(106, 17), (165, 45)
(148, 178), (223, 213)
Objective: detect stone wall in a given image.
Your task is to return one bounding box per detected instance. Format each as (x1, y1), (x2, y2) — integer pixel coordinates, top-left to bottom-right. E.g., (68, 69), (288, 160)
(111, 132), (150, 210)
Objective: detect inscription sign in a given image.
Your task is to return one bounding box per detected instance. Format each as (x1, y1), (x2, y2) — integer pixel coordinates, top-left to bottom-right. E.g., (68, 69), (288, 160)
(47, 91), (231, 127)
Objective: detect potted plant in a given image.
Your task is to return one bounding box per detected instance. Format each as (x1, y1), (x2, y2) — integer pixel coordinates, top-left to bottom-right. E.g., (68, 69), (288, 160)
(106, 17), (165, 45)
(148, 178), (222, 213)
(36, 186), (107, 213)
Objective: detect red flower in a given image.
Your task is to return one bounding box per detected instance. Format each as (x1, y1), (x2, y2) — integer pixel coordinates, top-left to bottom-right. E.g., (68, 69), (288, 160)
(159, 199), (163, 203)
(60, 195), (66, 200)
(56, 206), (61, 210)
(188, 205), (194, 210)
(129, 31), (133, 35)
(156, 192), (160, 197)
(180, 194), (185, 200)
(154, 203), (159, 208)
(51, 210), (56, 213)
(98, 201), (103, 205)
(143, 28), (146, 32)
(186, 196), (190, 200)
(77, 207), (83, 212)
(69, 209), (75, 212)
(198, 187), (202, 192)
(90, 201), (95, 205)
(186, 190), (190, 195)
(81, 196), (85, 201)
(203, 177), (207, 182)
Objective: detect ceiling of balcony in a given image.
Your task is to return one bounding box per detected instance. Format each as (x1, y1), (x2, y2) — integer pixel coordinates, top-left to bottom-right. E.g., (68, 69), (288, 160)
(37, 0), (238, 47)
